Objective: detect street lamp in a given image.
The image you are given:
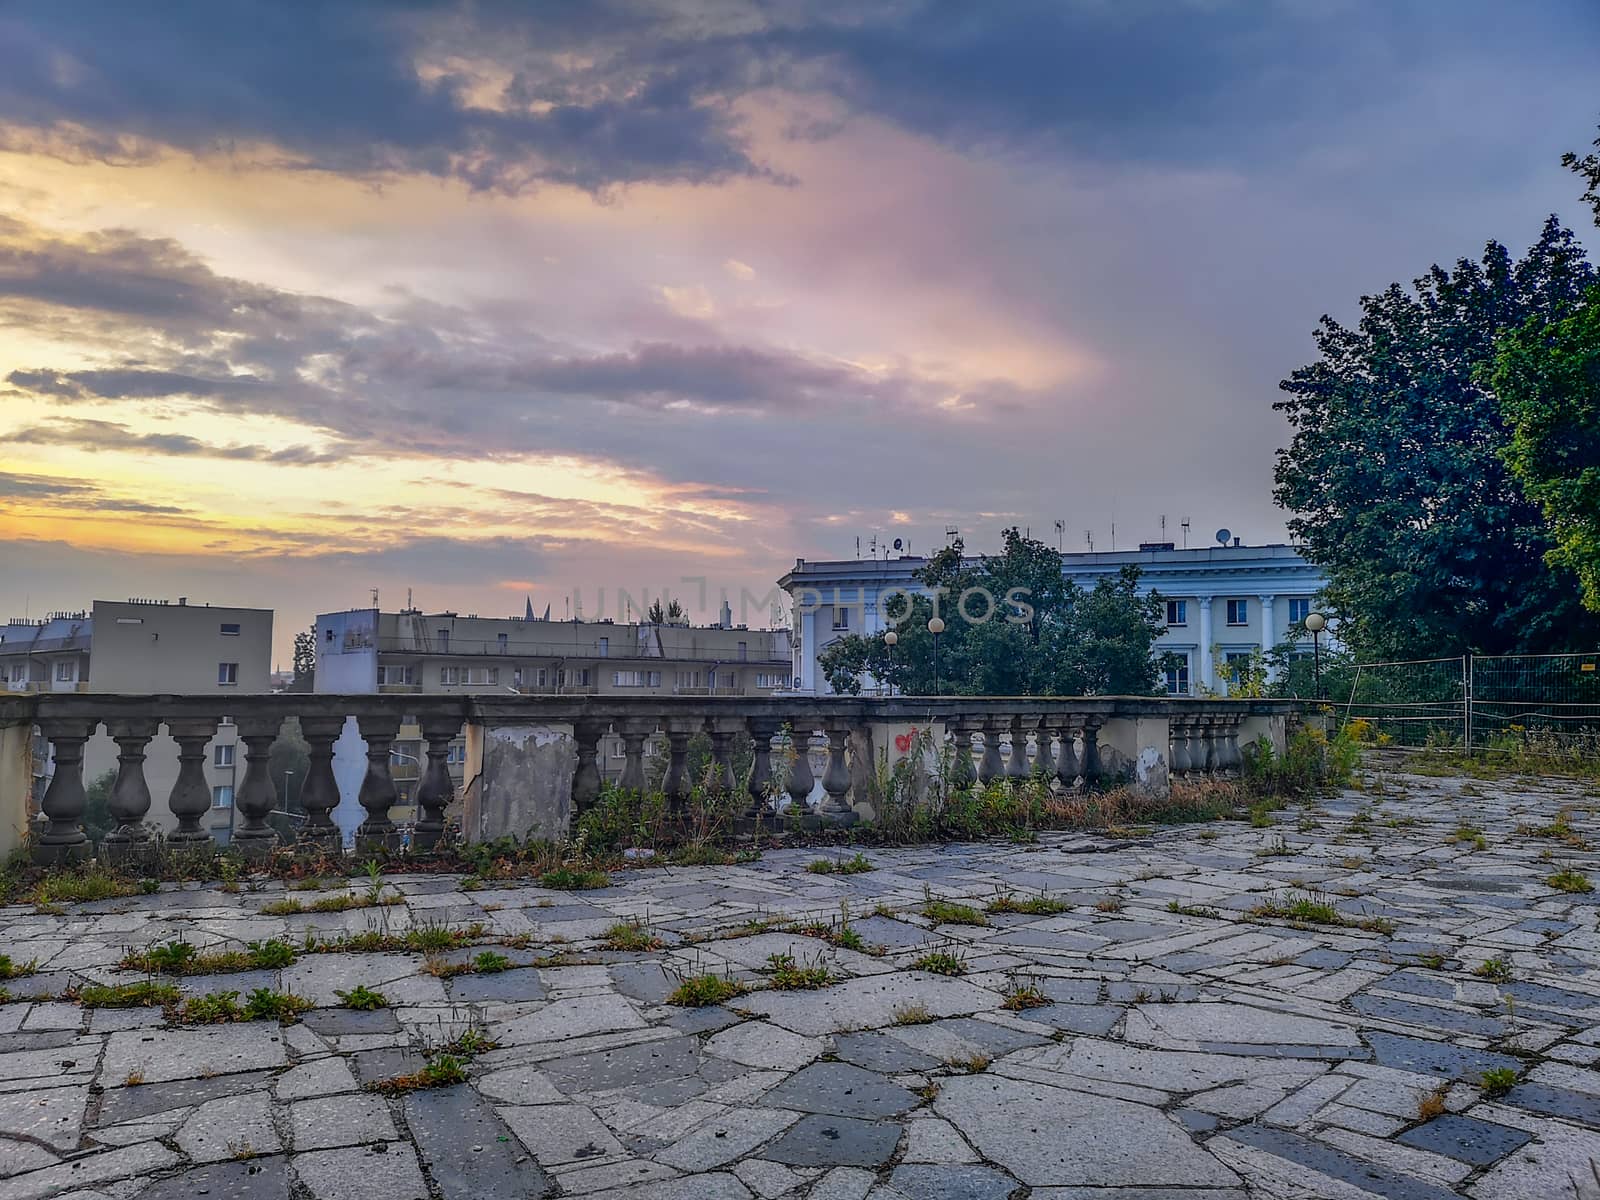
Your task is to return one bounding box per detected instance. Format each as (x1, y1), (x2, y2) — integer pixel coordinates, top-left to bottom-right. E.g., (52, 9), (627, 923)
(883, 630), (898, 697)
(927, 616), (946, 696)
(1304, 612), (1327, 700)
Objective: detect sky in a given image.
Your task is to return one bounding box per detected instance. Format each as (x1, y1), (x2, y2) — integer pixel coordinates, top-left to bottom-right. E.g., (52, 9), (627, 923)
(2, 0), (1597, 665)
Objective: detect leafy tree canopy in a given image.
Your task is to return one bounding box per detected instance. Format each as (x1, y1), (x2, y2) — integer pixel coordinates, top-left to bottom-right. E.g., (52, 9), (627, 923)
(1274, 216), (1600, 660)
(818, 528), (1170, 697)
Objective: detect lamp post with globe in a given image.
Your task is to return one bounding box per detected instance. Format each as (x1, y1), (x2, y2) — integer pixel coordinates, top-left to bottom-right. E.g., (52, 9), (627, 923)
(1304, 612), (1327, 700)
(928, 616), (946, 696)
(883, 630), (898, 696)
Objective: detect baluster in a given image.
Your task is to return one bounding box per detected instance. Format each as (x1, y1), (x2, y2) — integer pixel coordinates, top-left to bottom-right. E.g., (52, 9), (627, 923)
(570, 720), (604, 816)
(34, 718), (96, 863)
(413, 713), (460, 851)
(1197, 716), (1219, 774)
(617, 719), (652, 793)
(1031, 725), (1054, 778)
(1054, 722), (1080, 788)
(1080, 717), (1104, 783)
(662, 723), (692, 812)
(232, 715), (281, 852)
(166, 717), (218, 846)
(706, 719), (739, 794)
(977, 719), (1004, 784)
(356, 711), (401, 852)
(1222, 719), (1243, 777)
(297, 716), (343, 849)
(949, 723), (977, 790)
(784, 726), (816, 814)
(746, 719), (778, 817)
(819, 725), (852, 818)
(104, 717), (157, 849)
(1169, 717), (1192, 778)
(1005, 716), (1033, 783)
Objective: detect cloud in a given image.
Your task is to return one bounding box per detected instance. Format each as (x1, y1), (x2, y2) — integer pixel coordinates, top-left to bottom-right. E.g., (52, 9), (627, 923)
(8, 418), (343, 464)
(0, 468), (188, 514)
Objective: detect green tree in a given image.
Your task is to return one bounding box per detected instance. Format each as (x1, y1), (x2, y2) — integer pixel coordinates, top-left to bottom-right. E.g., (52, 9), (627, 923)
(291, 626), (316, 693)
(645, 597), (687, 624)
(1494, 287), (1600, 612)
(83, 768), (115, 844)
(818, 530), (1168, 696)
(1274, 217), (1600, 661)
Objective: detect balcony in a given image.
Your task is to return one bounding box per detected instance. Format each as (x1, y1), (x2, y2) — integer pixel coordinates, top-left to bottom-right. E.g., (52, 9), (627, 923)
(0, 691), (1307, 863)
(375, 635), (785, 666)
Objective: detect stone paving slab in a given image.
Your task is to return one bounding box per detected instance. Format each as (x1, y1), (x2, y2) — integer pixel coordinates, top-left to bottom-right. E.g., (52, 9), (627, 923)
(7, 765), (1600, 1197)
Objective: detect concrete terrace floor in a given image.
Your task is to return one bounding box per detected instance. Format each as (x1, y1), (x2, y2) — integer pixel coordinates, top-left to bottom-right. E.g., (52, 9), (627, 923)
(5, 766), (1600, 1200)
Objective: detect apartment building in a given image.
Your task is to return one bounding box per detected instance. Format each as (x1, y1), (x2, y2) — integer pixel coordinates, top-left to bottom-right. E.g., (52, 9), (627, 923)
(1, 599), (274, 842)
(313, 606), (793, 833)
(779, 541), (1329, 696)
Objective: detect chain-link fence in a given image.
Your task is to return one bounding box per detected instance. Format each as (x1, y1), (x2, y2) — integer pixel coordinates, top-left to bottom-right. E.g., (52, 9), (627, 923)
(1340, 652), (1600, 752)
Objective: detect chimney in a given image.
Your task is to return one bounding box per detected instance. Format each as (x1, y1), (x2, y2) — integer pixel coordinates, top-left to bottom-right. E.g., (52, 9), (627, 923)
(178, 597), (187, 606)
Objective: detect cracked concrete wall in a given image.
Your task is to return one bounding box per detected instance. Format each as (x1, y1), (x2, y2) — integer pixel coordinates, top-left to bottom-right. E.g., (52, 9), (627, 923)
(467, 722), (577, 843)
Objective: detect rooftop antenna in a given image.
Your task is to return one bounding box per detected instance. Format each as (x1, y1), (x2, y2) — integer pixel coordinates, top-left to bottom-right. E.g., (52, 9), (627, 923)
(1110, 522), (1116, 552)
(1181, 519), (1190, 549)
(856, 536), (861, 557)
(1160, 515), (1167, 542)
(370, 588), (379, 609)
(945, 525), (959, 547)
(1085, 529), (1094, 552)
(1054, 519), (1064, 552)
(406, 587), (412, 611)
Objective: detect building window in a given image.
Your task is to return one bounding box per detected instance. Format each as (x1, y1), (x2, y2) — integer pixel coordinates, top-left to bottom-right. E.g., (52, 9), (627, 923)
(832, 607), (850, 631)
(536, 667), (548, 687)
(1225, 599), (1249, 626)
(212, 785), (233, 808)
(725, 671), (739, 689)
(438, 629), (450, 650)
(446, 744), (466, 765)
(1166, 600), (1187, 626)
(1224, 651), (1254, 673)
(737, 641), (748, 661)
(440, 666), (496, 685)
(218, 662), (239, 685)
(598, 637), (609, 658)
(613, 670), (644, 687)
(1287, 598), (1312, 624)
(214, 744), (234, 768)
(497, 632), (508, 652)
(220, 623), (240, 636)
(378, 664), (415, 686)
(54, 661), (75, 682)
(756, 672), (787, 688)
(440, 666), (455, 685)
(1164, 661), (1190, 695)
(675, 670), (702, 689)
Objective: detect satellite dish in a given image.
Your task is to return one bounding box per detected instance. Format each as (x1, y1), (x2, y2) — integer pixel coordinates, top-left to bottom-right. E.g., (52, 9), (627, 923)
(892, 537), (903, 551)
(1215, 528), (1231, 545)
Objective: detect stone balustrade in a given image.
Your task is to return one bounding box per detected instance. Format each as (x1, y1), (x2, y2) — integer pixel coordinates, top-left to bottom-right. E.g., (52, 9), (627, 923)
(0, 693), (1304, 862)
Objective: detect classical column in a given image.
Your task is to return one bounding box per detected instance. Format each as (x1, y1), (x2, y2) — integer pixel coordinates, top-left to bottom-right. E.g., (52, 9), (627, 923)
(706, 719), (738, 794)
(34, 719), (97, 863)
(1081, 717), (1104, 783)
(784, 727), (816, 814)
(1005, 716), (1032, 783)
(297, 716), (343, 849)
(1054, 722), (1079, 788)
(1169, 717), (1192, 778)
(977, 719), (1004, 784)
(1260, 594), (1277, 683)
(949, 723), (977, 790)
(617, 719), (652, 793)
(413, 713), (459, 851)
(662, 723), (692, 812)
(232, 715), (282, 851)
(819, 725), (852, 817)
(1197, 597), (1215, 695)
(746, 719), (779, 816)
(355, 710), (402, 851)
(166, 717), (218, 846)
(570, 720), (604, 816)
(104, 717), (157, 848)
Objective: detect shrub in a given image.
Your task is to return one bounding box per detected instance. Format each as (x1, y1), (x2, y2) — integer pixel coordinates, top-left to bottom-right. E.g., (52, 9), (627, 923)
(665, 974), (745, 1007)
(336, 985), (388, 1011)
(242, 989), (313, 1021)
(922, 899), (988, 927)
(764, 953), (834, 990)
(911, 951), (968, 976)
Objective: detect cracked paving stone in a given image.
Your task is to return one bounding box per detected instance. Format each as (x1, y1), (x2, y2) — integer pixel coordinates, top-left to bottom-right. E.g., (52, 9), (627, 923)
(292, 1143), (429, 1200)
(1395, 1114), (1533, 1166)
(761, 1113), (903, 1168)
(139, 1155), (291, 1200)
(541, 1034), (701, 1094)
(498, 1102), (624, 1166)
(1217, 1124), (1461, 1200)
(1364, 1032), (1524, 1080)
(888, 1163), (1021, 1200)
(757, 1062), (919, 1120)
(404, 1084), (552, 1200)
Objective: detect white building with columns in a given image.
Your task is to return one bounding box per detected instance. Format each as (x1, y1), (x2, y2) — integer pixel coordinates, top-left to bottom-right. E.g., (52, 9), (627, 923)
(778, 541), (1328, 696)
